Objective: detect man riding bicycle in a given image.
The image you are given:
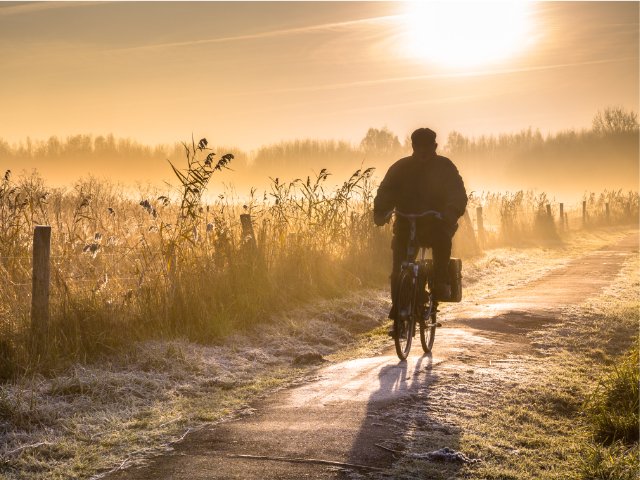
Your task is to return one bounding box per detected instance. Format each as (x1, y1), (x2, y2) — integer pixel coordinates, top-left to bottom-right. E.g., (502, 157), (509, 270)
(373, 127), (467, 321)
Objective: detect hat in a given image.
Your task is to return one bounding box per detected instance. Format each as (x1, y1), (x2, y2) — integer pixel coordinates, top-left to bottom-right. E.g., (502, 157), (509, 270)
(411, 128), (437, 147)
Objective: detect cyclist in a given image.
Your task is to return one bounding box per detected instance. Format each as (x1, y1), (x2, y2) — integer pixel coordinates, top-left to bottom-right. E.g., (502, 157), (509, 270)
(373, 127), (467, 323)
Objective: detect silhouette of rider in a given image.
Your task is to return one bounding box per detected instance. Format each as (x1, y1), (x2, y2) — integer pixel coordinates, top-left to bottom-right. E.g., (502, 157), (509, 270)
(373, 127), (467, 320)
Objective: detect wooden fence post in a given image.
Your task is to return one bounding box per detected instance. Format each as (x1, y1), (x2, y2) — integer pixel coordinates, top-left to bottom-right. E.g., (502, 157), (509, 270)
(476, 206), (484, 247)
(167, 243), (178, 284)
(546, 204), (552, 219)
(464, 209), (479, 253)
(605, 203), (610, 223)
(559, 203), (564, 231)
(582, 201), (587, 226)
(453, 210), (479, 256)
(240, 214), (267, 271)
(31, 225), (51, 353)
(240, 214), (257, 249)
(165, 242), (178, 328)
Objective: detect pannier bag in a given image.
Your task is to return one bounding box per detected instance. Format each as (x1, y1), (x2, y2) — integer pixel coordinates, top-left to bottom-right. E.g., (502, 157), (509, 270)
(424, 258), (462, 302)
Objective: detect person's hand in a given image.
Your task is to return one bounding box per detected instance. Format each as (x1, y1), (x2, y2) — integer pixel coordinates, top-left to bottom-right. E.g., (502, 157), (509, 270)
(441, 208), (458, 226)
(429, 211), (444, 222)
(373, 211), (391, 226)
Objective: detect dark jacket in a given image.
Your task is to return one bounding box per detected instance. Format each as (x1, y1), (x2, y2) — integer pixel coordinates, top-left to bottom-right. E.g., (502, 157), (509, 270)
(373, 152), (467, 236)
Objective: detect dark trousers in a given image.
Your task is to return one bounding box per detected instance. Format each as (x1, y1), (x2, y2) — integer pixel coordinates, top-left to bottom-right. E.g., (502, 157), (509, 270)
(389, 223), (453, 317)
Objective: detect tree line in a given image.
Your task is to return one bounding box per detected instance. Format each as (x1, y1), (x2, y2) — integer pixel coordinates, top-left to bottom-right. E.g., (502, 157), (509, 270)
(0, 107), (637, 192)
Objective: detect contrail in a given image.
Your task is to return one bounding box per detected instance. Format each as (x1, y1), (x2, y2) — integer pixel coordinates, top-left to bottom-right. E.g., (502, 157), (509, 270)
(300, 94), (487, 118)
(245, 56), (638, 96)
(0, 1), (100, 17)
(111, 14), (403, 53)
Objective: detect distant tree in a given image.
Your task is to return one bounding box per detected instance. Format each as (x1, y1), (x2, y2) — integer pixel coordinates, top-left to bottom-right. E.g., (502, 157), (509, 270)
(65, 134), (92, 156)
(0, 139), (10, 158)
(402, 133), (412, 151)
(46, 136), (62, 157)
(446, 131), (470, 154)
(592, 106), (639, 135)
(360, 127), (401, 155)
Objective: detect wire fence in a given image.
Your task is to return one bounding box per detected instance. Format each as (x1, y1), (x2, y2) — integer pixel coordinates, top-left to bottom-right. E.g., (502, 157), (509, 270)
(1, 201), (633, 287)
(0, 194), (637, 362)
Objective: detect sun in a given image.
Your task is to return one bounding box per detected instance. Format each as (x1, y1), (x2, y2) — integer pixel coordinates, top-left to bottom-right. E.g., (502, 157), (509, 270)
(401, 1), (533, 68)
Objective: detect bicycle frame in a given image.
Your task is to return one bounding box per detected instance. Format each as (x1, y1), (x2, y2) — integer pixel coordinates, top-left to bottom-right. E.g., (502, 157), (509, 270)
(400, 220), (438, 322)
(398, 211), (439, 322)
(392, 210), (441, 359)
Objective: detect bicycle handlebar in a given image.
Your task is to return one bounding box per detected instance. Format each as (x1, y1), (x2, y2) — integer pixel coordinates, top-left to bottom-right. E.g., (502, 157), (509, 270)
(378, 209), (443, 225)
(394, 210), (442, 220)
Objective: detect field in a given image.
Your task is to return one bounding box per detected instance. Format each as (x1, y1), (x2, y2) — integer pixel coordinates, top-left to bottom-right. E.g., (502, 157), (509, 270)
(0, 224), (636, 479)
(1, 139), (637, 377)
(0, 137), (638, 479)
(2, 1), (638, 477)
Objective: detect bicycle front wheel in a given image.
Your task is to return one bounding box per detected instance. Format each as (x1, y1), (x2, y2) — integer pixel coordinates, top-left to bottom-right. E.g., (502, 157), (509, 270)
(394, 269), (416, 360)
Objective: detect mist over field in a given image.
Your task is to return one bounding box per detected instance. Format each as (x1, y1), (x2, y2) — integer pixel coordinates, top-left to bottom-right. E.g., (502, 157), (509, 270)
(1, 106), (638, 199)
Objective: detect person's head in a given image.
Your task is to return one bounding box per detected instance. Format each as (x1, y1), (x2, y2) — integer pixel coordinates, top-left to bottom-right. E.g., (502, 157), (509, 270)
(411, 128), (437, 154)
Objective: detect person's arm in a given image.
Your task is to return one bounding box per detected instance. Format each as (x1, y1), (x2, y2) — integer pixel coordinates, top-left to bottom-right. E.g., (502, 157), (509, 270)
(373, 165), (398, 226)
(442, 161), (468, 226)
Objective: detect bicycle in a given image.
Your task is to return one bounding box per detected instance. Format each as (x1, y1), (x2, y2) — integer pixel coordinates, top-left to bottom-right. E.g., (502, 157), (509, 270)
(392, 210), (442, 360)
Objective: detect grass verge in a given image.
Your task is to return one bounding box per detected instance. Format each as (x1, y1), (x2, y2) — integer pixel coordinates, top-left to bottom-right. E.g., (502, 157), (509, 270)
(386, 246), (638, 480)
(0, 227), (635, 479)
(581, 346), (639, 480)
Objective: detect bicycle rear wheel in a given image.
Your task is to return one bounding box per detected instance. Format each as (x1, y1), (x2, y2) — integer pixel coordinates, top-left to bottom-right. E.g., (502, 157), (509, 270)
(420, 304), (437, 353)
(394, 269), (416, 360)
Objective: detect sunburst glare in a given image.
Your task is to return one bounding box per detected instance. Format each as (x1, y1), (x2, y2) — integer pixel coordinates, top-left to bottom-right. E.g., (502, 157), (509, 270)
(401, 1), (535, 68)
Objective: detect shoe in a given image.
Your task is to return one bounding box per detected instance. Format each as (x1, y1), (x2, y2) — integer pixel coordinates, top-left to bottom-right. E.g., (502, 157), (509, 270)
(389, 304), (410, 320)
(433, 282), (451, 301)
(388, 304), (397, 337)
(388, 321), (407, 339)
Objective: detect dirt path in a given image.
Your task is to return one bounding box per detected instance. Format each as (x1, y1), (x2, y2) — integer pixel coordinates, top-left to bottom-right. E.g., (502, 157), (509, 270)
(106, 233), (638, 480)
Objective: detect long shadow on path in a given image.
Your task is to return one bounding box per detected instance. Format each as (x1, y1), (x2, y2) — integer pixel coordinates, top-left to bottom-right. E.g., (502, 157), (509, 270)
(342, 353), (462, 479)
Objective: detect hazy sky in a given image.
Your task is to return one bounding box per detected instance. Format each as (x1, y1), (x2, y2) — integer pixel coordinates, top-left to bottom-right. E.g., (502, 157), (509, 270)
(0, 1), (638, 148)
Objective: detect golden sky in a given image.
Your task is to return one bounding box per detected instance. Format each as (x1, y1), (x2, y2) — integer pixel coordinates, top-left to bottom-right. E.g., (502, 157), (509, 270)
(0, 1), (638, 148)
